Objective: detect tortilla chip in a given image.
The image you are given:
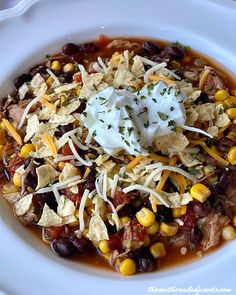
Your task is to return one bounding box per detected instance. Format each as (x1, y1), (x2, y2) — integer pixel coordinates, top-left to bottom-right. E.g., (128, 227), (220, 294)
(131, 56), (145, 78)
(38, 204), (62, 227)
(196, 103), (215, 122)
(14, 194), (33, 216)
(155, 131), (189, 155)
(24, 114), (40, 142)
(178, 149), (203, 167)
(150, 192), (193, 209)
(59, 163), (80, 182)
(19, 83), (29, 100)
(87, 211), (109, 242)
(54, 82), (79, 93)
(57, 99), (81, 116)
(185, 107), (198, 126)
(49, 114), (75, 125)
(95, 154), (110, 166)
(57, 195), (76, 217)
(30, 73), (45, 90)
(36, 164), (60, 190)
(214, 105), (230, 127)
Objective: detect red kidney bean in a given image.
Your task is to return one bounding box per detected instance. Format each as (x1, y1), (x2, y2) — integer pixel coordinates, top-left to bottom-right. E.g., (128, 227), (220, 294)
(143, 41), (161, 53)
(192, 201), (209, 217)
(69, 235), (91, 253)
(51, 237), (76, 257)
(55, 124), (73, 138)
(151, 55), (164, 63)
(72, 53), (83, 63)
(14, 73), (32, 89)
(33, 192), (57, 212)
(30, 65), (48, 76)
(78, 42), (99, 53)
(74, 100), (86, 114)
(218, 169), (234, 191)
(190, 227), (203, 245)
(85, 174), (96, 192)
(24, 169), (37, 189)
(62, 43), (80, 55)
(216, 137), (234, 152)
(165, 44), (184, 60)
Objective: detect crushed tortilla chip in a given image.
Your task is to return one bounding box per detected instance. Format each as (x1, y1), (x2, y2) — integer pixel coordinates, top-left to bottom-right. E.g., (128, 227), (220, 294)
(24, 114), (40, 142)
(178, 149), (203, 167)
(131, 55), (145, 78)
(150, 192), (192, 209)
(214, 104), (230, 128)
(14, 194), (33, 216)
(48, 114), (75, 125)
(19, 83), (29, 100)
(36, 164), (60, 190)
(59, 163), (80, 182)
(38, 204), (62, 227)
(87, 211), (109, 242)
(80, 73), (107, 99)
(57, 99), (81, 116)
(57, 195), (76, 217)
(155, 131), (189, 155)
(185, 107), (198, 126)
(196, 103), (215, 122)
(54, 82), (79, 93)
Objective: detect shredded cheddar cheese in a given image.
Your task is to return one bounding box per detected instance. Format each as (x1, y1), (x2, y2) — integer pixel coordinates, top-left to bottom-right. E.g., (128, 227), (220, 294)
(171, 173), (187, 194)
(156, 156), (178, 192)
(40, 97), (57, 111)
(2, 119), (22, 145)
(126, 155), (145, 171)
(189, 140), (229, 166)
(149, 153), (169, 163)
(149, 74), (175, 85)
(43, 133), (57, 157)
(199, 69), (210, 90)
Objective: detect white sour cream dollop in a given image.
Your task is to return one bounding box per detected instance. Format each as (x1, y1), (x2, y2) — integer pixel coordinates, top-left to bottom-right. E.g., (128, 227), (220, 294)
(80, 81), (186, 156)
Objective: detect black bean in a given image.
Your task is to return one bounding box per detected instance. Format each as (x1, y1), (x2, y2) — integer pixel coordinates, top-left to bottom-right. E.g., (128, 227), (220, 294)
(23, 157), (32, 170)
(69, 235), (91, 253)
(85, 174), (96, 192)
(78, 42), (99, 53)
(155, 206), (173, 222)
(216, 137), (234, 152)
(151, 55), (163, 63)
(51, 237), (76, 257)
(137, 249), (157, 272)
(58, 73), (73, 84)
(143, 41), (161, 53)
(194, 92), (209, 105)
(218, 169), (234, 191)
(190, 227), (203, 245)
(33, 192), (57, 212)
(72, 53), (82, 63)
(62, 43), (80, 56)
(30, 65), (48, 76)
(24, 169), (37, 189)
(55, 124), (73, 138)
(0, 97), (7, 112)
(33, 158), (45, 166)
(14, 73), (32, 89)
(117, 204), (136, 219)
(192, 201), (208, 217)
(165, 44), (185, 60)
(74, 100), (86, 114)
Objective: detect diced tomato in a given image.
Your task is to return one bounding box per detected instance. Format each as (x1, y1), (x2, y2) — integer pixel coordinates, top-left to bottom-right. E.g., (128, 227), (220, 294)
(61, 144), (73, 156)
(64, 185), (84, 203)
(131, 219), (146, 241)
(73, 73), (82, 83)
(180, 208), (198, 231)
(43, 226), (66, 242)
(112, 189), (132, 208)
(98, 34), (110, 48)
(7, 155), (25, 176)
(108, 233), (122, 251)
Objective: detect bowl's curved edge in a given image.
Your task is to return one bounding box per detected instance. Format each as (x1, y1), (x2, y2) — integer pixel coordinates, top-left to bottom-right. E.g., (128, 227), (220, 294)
(0, 0), (38, 21)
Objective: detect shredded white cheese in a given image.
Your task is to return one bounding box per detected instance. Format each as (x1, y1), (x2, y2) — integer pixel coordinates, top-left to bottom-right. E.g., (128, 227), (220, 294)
(97, 57), (107, 72)
(78, 189), (90, 232)
(70, 134), (89, 150)
(179, 124), (213, 138)
(68, 139), (92, 166)
(111, 174), (119, 199)
(143, 62), (167, 83)
(46, 68), (61, 87)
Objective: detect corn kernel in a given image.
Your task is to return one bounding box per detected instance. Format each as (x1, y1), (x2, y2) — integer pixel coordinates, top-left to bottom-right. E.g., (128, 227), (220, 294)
(160, 222), (179, 236)
(222, 225), (236, 241)
(76, 88), (81, 96)
(181, 205), (187, 215)
(51, 60), (61, 72)
(46, 76), (54, 87)
(136, 207), (155, 227)
(224, 96), (236, 109)
(63, 63), (75, 73)
(214, 89), (229, 101)
(143, 234), (150, 247)
(120, 216), (130, 227)
(150, 242), (166, 258)
(20, 144), (35, 158)
(13, 172), (22, 187)
(98, 240), (110, 254)
(233, 215), (236, 226)
(226, 108), (236, 120)
(228, 146), (236, 165)
(119, 258), (136, 275)
(0, 129), (6, 145)
(0, 144), (4, 160)
(146, 221), (159, 235)
(58, 161), (66, 169)
(172, 207), (182, 218)
(190, 183), (211, 203)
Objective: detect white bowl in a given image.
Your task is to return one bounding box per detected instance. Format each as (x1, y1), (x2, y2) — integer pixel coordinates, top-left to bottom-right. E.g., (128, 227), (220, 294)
(0, 0), (236, 294)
